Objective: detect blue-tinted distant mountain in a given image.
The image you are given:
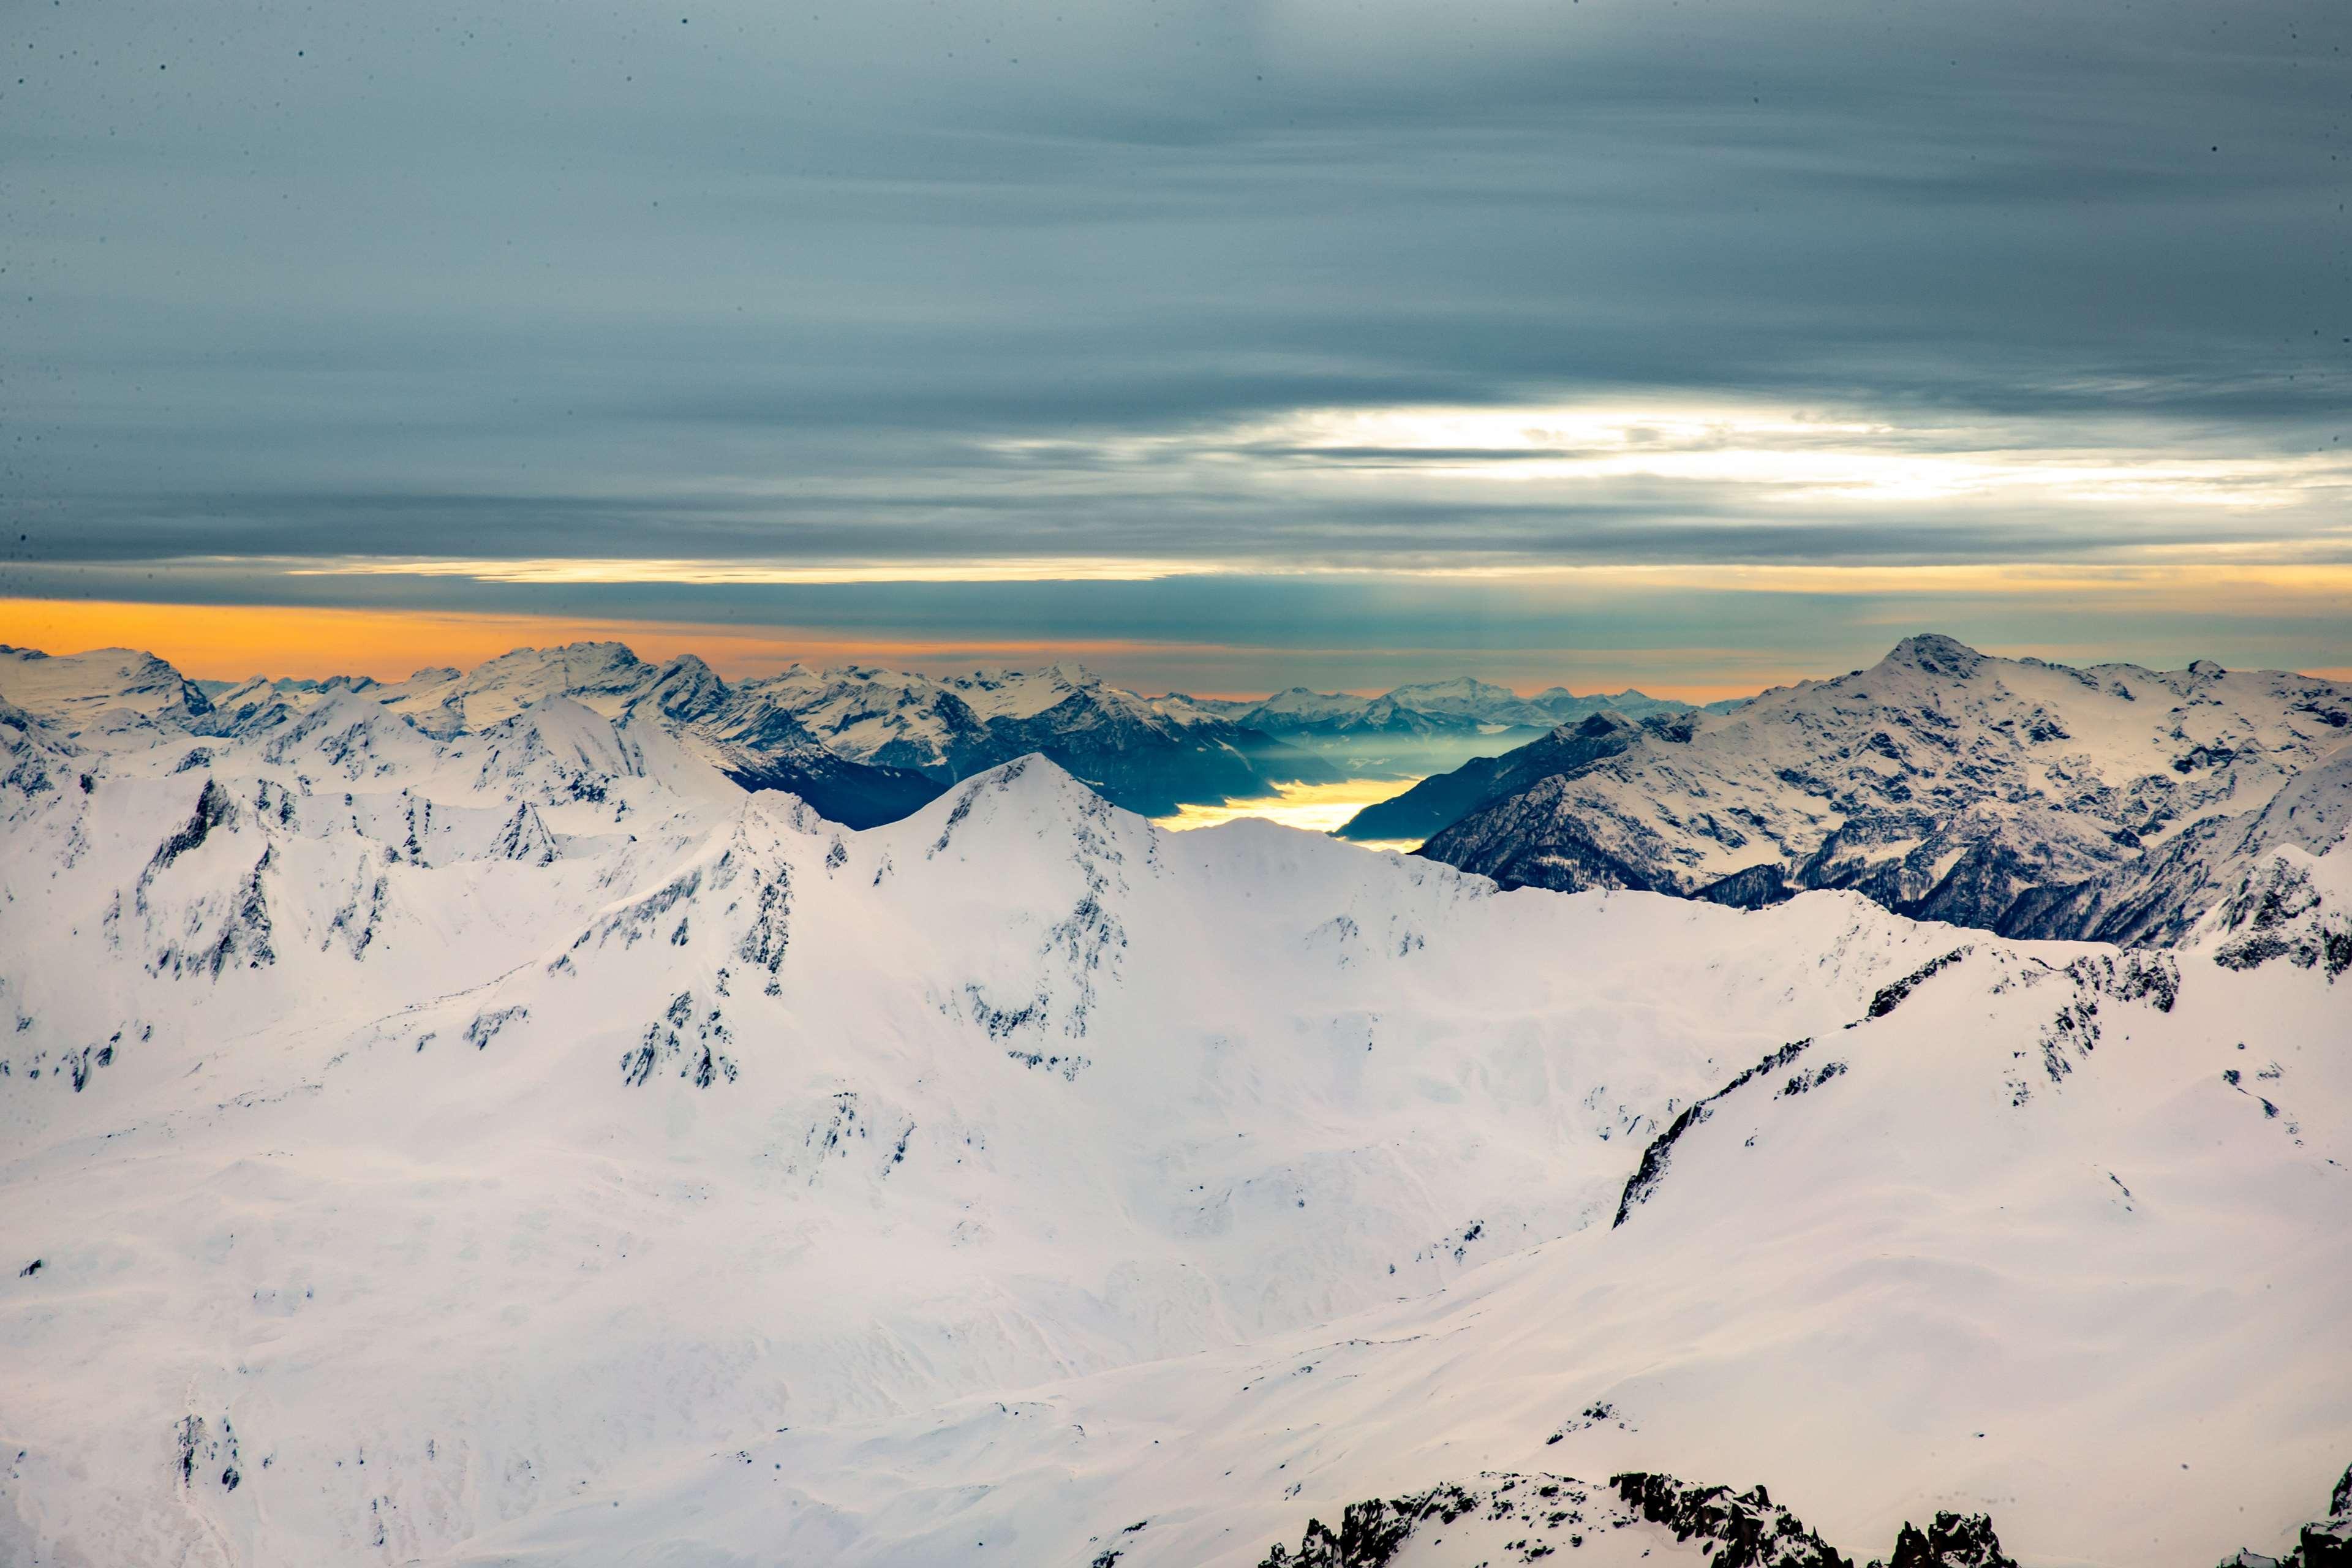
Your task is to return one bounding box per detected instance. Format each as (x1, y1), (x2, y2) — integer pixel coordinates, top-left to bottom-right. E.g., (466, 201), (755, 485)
(1183, 677), (1709, 738)
(1335, 710), (1647, 842)
(744, 663), (1338, 816)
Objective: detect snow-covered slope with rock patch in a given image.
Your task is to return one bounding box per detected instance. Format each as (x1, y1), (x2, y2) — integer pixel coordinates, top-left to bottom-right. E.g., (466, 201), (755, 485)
(0, 641), (2344, 1568)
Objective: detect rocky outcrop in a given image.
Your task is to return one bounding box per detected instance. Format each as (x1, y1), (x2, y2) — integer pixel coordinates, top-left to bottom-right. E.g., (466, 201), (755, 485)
(1612, 1471), (1852, 1567)
(1257, 1469), (2027, 1568)
(1875, 1511), (2016, 1568)
(2201, 850), (2351, 982)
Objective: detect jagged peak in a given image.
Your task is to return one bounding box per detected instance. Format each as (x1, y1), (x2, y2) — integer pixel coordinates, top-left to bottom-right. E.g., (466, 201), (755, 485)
(1877, 633), (1989, 679)
(1552, 709), (1639, 741)
(639, 653), (732, 720)
(491, 801), (562, 865)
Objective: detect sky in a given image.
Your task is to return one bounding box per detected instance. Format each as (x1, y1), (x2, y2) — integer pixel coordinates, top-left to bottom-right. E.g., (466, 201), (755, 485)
(3, 0), (2348, 697)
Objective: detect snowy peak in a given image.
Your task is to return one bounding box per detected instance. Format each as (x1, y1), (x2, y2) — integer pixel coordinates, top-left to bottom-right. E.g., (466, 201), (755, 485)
(1876, 631), (1990, 680)
(633, 654), (731, 723)
(895, 753), (1131, 865)
(1415, 635), (2352, 945)
(1384, 674), (1526, 715)
(377, 641), (654, 733)
(0, 645), (216, 735)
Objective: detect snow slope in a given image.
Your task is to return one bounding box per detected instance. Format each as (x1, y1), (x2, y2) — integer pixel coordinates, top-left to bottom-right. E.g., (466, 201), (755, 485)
(0, 657), (2346, 1568)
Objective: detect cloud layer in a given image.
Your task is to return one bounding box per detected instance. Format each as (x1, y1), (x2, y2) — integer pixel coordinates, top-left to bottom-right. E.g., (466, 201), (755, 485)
(4, 0), (2346, 682)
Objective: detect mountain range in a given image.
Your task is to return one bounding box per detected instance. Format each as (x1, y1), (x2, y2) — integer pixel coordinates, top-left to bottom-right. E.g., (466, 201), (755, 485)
(2, 641), (1730, 823)
(1184, 676), (1717, 737)
(0, 631), (2346, 1566)
(1369, 634), (2352, 953)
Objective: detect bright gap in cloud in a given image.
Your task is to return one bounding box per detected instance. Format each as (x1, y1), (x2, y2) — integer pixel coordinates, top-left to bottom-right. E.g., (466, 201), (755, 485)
(995, 401), (2350, 510)
(293, 558), (1220, 585)
(1153, 777), (1425, 846)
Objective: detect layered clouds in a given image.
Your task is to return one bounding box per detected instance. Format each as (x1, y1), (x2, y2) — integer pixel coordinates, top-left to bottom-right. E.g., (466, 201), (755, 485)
(4, 0), (2348, 684)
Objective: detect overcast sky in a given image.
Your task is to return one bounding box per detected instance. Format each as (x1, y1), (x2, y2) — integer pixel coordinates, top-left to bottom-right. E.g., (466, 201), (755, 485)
(4, 0), (2347, 692)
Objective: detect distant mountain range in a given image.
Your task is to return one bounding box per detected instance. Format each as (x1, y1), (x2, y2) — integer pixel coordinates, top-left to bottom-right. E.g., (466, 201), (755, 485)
(1378, 633), (2352, 951)
(1182, 676), (1724, 737)
(1, 641), (1722, 821)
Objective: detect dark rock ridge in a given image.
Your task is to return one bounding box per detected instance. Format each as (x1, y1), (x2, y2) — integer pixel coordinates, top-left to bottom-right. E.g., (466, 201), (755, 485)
(1615, 1038), (1817, 1226)
(1336, 711), (1643, 843)
(1253, 1463), (2352, 1568)
(1403, 635), (2351, 948)
(1253, 1469), (2024, 1568)
(1875, 1511), (2018, 1568)
(985, 693), (1330, 819)
(1613, 1471), (1852, 1567)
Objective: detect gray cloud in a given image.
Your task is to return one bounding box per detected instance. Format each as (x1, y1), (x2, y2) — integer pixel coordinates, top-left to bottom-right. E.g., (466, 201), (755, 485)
(3, 0), (2348, 677)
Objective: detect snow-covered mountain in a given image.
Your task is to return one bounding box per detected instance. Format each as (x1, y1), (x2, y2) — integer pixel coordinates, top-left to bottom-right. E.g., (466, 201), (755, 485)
(1402, 635), (2352, 947)
(4, 642), (1743, 820)
(6, 643), (948, 831)
(0, 637), (2345, 1568)
(1336, 710), (1647, 843)
(1, 644), (221, 734)
(746, 661), (1336, 815)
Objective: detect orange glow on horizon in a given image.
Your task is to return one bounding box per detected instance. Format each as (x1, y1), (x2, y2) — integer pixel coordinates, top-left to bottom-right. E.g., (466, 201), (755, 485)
(10, 597), (2337, 703)
(0, 597), (1792, 700)
(0, 598), (1200, 685)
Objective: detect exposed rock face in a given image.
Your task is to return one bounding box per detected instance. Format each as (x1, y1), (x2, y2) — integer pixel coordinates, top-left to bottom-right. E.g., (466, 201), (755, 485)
(1407, 636), (2351, 948)
(2199, 847), (2352, 982)
(1256, 1490), (1434, 1567)
(1877, 1512), (2017, 1568)
(1254, 1472), (1759, 1568)
(1612, 1471), (1852, 1567)
(1257, 1470), (2026, 1568)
